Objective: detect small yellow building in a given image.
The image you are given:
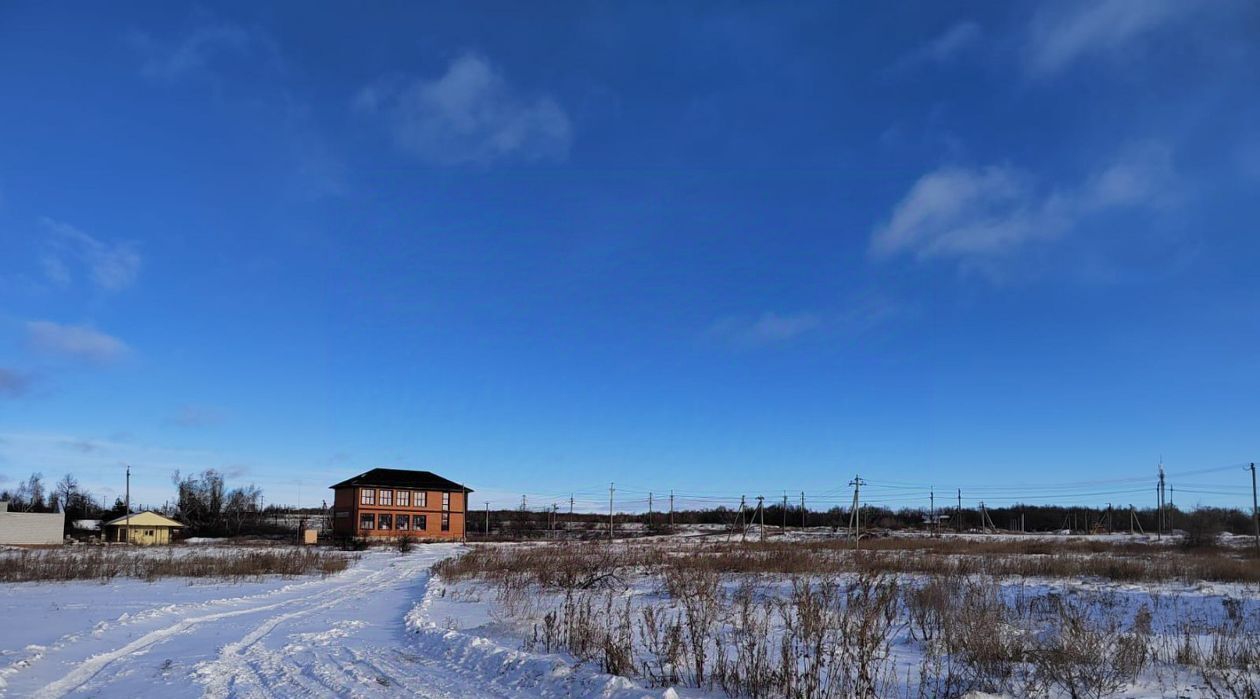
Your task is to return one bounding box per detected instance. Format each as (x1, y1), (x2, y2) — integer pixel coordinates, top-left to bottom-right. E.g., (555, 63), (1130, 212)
(103, 512), (184, 545)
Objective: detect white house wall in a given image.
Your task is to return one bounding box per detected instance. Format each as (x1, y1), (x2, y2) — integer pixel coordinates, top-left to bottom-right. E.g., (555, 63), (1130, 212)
(0, 511), (65, 545)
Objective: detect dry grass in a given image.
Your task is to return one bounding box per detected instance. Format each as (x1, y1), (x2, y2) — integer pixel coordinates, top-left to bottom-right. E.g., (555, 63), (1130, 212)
(0, 546), (355, 583)
(435, 539), (1260, 699)
(437, 537), (1260, 587)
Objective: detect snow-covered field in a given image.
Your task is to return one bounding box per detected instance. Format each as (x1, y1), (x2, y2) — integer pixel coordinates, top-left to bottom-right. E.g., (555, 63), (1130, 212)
(4, 536), (1259, 698)
(0, 544), (674, 698)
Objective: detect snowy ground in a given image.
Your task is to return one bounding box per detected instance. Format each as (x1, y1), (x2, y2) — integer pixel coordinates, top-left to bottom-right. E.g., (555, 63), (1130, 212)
(0, 545), (675, 698)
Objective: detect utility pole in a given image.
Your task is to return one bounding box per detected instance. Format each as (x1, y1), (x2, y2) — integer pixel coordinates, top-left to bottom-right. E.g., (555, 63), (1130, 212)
(648, 492), (653, 532)
(669, 490), (674, 531)
(485, 502), (490, 536)
(608, 483), (615, 542)
(1157, 462), (1166, 540)
(930, 489), (936, 537)
(738, 495), (747, 542)
(755, 496), (766, 542)
(782, 492), (787, 533)
(956, 489), (962, 534)
(551, 504), (558, 538)
(123, 463), (131, 544)
(800, 491), (806, 529)
(1250, 463), (1258, 552)
(570, 494), (574, 515)
(848, 475), (865, 549)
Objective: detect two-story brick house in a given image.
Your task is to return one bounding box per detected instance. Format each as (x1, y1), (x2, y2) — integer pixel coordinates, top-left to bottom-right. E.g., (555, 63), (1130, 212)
(329, 468), (471, 541)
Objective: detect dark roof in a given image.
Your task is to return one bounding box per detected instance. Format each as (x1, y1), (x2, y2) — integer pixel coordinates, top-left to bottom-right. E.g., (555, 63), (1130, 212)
(330, 468), (472, 492)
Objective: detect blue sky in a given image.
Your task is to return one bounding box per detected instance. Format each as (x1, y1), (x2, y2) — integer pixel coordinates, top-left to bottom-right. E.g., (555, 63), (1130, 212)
(2, 1), (1259, 513)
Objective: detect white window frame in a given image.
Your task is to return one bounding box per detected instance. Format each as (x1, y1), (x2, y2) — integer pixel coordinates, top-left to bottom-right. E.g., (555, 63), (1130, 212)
(360, 488), (375, 505)
(379, 489), (392, 506)
(397, 490), (409, 507)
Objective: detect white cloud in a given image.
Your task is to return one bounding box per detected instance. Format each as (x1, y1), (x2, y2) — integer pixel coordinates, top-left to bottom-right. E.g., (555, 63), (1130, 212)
(129, 22), (267, 83)
(0, 368), (33, 398)
(906, 21), (983, 68)
(355, 52), (572, 165)
(1026, 0), (1192, 76)
(170, 404), (226, 428)
(40, 218), (141, 291)
(707, 311), (822, 347)
(870, 144), (1177, 264)
(25, 321), (130, 365)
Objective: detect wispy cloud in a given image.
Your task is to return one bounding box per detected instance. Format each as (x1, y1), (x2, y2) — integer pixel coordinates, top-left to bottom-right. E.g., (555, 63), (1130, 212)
(1025, 0), (1193, 76)
(40, 218), (141, 291)
(169, 404), (226, 428)
(889, 21), (982, 74)
(708, 311), (823, 347)
(59, 438), (100, 453)
(128, 21), (274, 84)
(25, 321), (130, 365)
(707, 296), (904, 349)
(0, 368), (33, 398)
(355, 52), (572, 165)
(870, 143), (1177, 267)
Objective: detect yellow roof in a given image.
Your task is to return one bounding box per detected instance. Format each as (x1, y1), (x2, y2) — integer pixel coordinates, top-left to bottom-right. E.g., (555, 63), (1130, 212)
(104, 511), (184, 528)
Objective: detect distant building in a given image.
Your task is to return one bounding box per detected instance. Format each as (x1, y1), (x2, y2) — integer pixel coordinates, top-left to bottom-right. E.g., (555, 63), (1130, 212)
(0, 501), (65, 545)
(329, 468), (471, 541)
(103, 511), (184, 545)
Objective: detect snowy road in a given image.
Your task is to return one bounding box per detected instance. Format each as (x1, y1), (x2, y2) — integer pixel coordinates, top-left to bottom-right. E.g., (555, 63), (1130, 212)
(0, 545), (669, 698)
(0, 546), (466, 697)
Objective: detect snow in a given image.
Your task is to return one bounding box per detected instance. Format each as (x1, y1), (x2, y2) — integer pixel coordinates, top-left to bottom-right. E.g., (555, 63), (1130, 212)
(0, 544), (680, 697)
(5, 537), (1258, 697)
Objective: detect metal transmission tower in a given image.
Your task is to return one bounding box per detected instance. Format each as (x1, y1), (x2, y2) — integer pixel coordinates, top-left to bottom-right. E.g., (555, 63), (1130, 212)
(847, 475), (866, 549)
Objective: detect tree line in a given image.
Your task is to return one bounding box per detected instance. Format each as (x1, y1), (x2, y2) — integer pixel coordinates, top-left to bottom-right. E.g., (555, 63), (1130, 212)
(473, 501), (1257, 539)
(0, 469), (277, 537)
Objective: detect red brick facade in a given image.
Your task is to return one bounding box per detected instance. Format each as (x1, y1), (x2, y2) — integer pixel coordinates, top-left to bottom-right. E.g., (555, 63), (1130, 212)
(331, 486), (467, 540)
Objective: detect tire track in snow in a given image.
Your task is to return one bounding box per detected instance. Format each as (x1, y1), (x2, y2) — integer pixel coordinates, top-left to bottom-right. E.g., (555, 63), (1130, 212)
(20, 552), (442, 698)
(1, 558), (379, 692)
(193, 560), (425, 698)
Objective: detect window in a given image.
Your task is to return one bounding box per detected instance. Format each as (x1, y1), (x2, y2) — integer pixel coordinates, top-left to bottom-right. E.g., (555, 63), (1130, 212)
(397, 490), (409, 507)
(441, 512), (450, 531)
(360, 489), (375, 505)
(359, 513), (375, 530)
(379, 489), (392, 506)
(396, 514), (410, 530)
(378, 513), (392, 530)
(414, 515), (427, 531)
(442, 492), (450, 511)
(417, 491), (427, 507)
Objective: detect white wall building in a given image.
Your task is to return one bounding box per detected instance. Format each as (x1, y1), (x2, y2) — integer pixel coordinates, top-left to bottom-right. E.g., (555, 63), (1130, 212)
(0, 501), (65, 545)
